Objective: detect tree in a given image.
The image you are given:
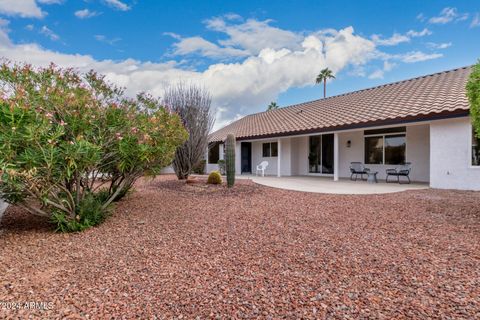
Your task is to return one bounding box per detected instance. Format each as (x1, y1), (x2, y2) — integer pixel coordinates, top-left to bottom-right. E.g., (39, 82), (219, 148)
(163, 83), (214, 180)
(267, 101), (279, 111)
(315, 68), (336, 98)
(0, 63), (187, 231)
(467, 60), (480, 137)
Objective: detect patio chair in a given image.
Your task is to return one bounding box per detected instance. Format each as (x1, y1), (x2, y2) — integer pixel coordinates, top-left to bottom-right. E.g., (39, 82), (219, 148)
(256, 161), (269, 177)
(349, 162), (370, 181)
(386, 162), (412, 184)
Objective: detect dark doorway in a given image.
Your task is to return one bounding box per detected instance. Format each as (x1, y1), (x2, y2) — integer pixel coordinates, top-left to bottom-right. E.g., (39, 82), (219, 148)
(241, 142), (252, 174)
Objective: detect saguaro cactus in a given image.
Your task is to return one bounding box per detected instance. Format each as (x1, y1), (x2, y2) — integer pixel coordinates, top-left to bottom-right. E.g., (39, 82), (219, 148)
(225, 134), (236, 188)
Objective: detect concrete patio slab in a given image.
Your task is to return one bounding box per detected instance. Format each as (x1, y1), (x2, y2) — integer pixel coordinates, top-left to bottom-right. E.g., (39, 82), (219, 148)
(238, 175), (428, 195)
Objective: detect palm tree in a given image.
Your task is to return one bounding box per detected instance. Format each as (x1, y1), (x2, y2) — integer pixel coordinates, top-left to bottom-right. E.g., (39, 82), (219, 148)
(315, 68), (335, 98)
(267, 101), (279, 111)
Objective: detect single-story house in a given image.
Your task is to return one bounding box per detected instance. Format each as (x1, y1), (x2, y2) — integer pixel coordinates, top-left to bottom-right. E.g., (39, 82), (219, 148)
(207, 66), (480, 191)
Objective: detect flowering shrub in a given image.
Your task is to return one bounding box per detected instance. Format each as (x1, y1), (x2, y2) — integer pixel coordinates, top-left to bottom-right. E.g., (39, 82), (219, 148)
(467, 60), (480, 137)
(0, 63), (187, 231)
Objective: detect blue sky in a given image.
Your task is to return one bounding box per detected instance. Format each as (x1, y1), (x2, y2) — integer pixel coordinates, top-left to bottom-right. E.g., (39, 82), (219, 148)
(0, 0), (479, 129)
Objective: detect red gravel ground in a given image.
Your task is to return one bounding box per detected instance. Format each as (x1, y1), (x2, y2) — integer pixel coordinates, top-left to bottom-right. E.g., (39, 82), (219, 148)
(1, 175), (479, 319)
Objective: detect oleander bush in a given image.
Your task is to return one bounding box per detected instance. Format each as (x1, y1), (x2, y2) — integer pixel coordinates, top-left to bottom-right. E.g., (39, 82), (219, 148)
(467, 60), (480, 137)
(0, 63), (187, 232)
(207, 171), (222, 184)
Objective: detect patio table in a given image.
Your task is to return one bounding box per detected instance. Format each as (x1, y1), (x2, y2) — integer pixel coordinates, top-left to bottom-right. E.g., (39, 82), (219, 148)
(367, 171), (378, 184)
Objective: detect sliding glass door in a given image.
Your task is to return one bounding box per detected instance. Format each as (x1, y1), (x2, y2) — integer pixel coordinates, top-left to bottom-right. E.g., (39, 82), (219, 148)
(308, 134), (334, 174)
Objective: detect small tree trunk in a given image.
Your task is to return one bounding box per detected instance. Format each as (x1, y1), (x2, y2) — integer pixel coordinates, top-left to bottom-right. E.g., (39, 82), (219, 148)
(324, 79), (326, 98)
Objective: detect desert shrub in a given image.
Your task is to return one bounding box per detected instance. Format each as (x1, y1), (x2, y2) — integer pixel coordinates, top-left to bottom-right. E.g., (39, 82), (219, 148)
(192, 159), (206, 174)
(0, 63), (187, 232)
(163, 83), (214, 180)
(207, 171), (222, 184)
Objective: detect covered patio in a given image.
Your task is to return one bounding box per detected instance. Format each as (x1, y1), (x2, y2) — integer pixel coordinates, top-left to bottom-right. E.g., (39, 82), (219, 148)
(238, 175), (428, 195)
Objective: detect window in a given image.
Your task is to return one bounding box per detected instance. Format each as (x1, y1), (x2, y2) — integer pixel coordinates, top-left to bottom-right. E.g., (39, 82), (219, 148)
(365, 136), (383, 164)
(262, 142), (278, 157)
(385, 134), (406, 165)
(364, 130), (406, 165)
(208, 142), (220, 164)
(473, 128), (480, 166)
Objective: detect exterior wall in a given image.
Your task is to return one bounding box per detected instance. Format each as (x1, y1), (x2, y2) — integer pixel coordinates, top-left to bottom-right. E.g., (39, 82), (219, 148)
(280, 138), (292, 176)
(291, 136), (309, 175)
(406, 125), (430, 182)
(251, 139), (278, 176)
(430, 117), (480, 190)
(338, 124), (430, 182)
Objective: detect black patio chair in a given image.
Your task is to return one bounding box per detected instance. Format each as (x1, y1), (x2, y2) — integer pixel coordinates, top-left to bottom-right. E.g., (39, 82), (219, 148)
(386, 162), (412, 184)
(349, 162), (370, 181)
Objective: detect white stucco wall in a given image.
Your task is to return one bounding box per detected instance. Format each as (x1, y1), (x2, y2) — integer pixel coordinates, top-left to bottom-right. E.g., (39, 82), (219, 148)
(251, 139), (278, 176)
(337, 124), (430, 182)
(291, 136), (309, 175)
(430, 117), (480, 190)
(280, 138), (292, 176)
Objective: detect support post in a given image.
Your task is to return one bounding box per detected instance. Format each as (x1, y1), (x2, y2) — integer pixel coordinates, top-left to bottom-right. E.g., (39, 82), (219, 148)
(334, 133), (339, 181)
(219, 143), (224, 160)
(277, 138), (282, 177)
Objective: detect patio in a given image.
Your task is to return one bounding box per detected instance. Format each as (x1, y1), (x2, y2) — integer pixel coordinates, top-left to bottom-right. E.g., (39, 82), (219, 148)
(239, 175), (428, 194)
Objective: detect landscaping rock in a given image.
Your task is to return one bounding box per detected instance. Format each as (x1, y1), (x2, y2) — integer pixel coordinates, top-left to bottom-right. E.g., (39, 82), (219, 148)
(0, 175), (479, 318)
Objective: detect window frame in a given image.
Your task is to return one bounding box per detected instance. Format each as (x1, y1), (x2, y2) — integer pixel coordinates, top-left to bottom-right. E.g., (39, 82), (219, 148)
(262, 142), (278, 157)
(364, 131), (406, 165)
(470, 123), (480, 168)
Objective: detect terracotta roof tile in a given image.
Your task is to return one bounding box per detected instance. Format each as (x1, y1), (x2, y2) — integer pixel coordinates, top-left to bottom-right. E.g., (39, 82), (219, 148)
(209, 66), (472, 142)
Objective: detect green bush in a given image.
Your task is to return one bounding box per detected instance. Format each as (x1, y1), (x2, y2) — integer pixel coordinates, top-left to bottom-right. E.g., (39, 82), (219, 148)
(467, 60), (480, 137)
(192, 159), (206, 174)
(0, 63), (188, 232)
(207, 171), (222, 184)
(51, 193), (108, 232)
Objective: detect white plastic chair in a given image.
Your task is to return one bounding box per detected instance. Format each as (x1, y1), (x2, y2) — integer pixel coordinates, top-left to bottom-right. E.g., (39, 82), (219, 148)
(256, 161), (269, 177)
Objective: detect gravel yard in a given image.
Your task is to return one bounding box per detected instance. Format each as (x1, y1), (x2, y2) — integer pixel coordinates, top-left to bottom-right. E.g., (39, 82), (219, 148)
(1, 175), (479, 319)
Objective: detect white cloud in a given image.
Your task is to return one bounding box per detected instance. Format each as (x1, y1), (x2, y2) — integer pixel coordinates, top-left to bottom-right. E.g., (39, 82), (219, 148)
(104, 0), (130, 11)
(406, 28), (432, 37)
(169, 36), (249, 58)
(94, 34), (121, 45)
(38, 0), (63, 4)
(399, 51), (443, 63)
(40, 25), (59, 41)
(429, 7), (457, 24)
(205, 16), (303, 55)
(0, 0), (44, 18)
(416, 13), (426, 22)
(368, 61), (396, 79)
(426, 42), (452, 49)
(75, 9), (100, 19)
(428, 7), (468, 24)
(471, 13), (480, 28)
(372, 28), (431, 46)
(25, 24), (34, 31)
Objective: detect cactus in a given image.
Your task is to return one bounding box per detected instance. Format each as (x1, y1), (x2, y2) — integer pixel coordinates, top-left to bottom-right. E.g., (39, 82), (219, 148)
(225, 134), (236, 188)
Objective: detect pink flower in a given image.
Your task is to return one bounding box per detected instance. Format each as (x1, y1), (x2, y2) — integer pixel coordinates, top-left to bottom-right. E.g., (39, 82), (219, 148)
(59, 120), (67, 126)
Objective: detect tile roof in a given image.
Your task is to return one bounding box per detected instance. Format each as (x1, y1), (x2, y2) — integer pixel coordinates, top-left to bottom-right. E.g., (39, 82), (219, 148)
(209, 66), (472, 142)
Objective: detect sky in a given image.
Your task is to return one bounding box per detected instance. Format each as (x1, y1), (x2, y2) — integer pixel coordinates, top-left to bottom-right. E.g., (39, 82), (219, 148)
(0, 0), (479, 130)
